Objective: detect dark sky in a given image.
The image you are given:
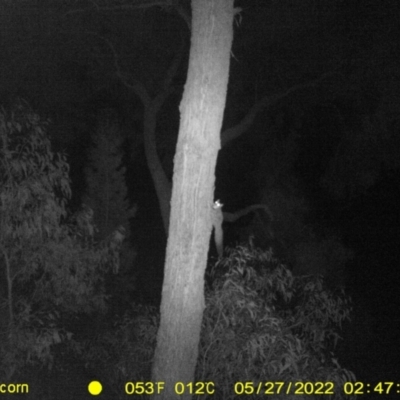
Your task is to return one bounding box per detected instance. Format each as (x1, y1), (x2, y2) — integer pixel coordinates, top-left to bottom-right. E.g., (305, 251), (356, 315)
(1, 0), (400, 394)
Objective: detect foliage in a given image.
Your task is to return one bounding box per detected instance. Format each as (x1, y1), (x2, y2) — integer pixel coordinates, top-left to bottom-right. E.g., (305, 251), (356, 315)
(197, 244), (355, 400)
(82, 108), (136, 241)
(82, 108), (137, 299)
(70, 304), (158, 395)
(53, 243), (355, 400)
(0, 101), (119, 379)
(0, 305), (71, 381)
(0, 101), (70, 242)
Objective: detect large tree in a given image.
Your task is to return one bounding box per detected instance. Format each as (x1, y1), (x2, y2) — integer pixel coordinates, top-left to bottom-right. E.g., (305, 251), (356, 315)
(151, 0), (236, 397)
(56, 1), (339, 236)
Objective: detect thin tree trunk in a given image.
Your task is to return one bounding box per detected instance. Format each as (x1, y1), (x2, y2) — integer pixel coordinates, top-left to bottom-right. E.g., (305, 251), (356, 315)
(151, 0), (235, 398)
(143, 105), (172, 231)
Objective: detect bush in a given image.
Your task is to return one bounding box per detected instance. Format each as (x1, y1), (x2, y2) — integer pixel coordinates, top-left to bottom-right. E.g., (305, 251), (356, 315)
(197, 244), (355, 399)
(69, 304), (158, 396)
(0, 101), (122, 380)
(80, 244), (355, 400)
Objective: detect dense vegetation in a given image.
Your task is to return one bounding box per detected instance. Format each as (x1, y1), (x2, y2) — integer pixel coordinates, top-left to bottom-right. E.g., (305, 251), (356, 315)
(0, 102), (354, 399)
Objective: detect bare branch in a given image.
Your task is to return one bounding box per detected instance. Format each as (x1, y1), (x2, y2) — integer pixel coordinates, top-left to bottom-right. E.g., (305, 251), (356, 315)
(221, 72), (336, 147)
(223, 204), (273, 223)
(175, 3), (191, 31)
(64, 0), (191, 33)
(87, 31), (151, 106)
(64, 0), (172, 16)
(153, 36), (185, 110)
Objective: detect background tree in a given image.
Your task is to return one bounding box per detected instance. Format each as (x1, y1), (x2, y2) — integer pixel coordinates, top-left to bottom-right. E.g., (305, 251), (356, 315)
(83, 108), (136, 241)
(82, 107), (137, 303)
(0, 100), (71, 327)
(0, 101), (124, 382)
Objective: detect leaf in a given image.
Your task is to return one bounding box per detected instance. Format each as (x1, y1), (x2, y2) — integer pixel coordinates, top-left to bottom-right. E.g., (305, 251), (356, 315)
(52, 331), (61, 344)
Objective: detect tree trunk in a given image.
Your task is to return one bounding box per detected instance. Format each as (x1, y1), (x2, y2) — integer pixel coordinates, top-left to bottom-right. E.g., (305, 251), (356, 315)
(151, 0), (235, 398)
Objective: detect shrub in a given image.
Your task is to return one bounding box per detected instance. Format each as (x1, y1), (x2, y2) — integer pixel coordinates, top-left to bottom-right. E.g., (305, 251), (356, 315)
(0, 101), (121, 380)
(197, 244), (355, 399)
(70, 304), (158, 395)
(54, 243), (355, 400)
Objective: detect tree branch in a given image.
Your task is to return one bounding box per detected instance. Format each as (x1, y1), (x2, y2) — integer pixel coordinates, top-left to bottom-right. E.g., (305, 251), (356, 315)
(174, 3), (191, 31)
(223, 204), (273, 223)
(153, 35), (185, 111)
(221, 72), (335, 147)
(64, 0), (173, 16)
(87, 31), (151, 106)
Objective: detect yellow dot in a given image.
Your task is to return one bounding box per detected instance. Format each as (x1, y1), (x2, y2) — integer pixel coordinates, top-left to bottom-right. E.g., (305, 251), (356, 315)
(88, 381), (102, 395)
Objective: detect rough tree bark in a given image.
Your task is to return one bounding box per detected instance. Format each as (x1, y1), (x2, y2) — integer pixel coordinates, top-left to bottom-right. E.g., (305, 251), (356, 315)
(151, 0), (235, 398)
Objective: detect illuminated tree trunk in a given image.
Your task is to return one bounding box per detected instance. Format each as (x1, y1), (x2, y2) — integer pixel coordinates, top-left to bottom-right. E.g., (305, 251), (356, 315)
(151, 0), (235, 398)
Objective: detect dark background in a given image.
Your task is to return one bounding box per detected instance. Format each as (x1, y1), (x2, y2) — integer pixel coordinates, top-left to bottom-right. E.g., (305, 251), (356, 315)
(1, 0), (399, 395)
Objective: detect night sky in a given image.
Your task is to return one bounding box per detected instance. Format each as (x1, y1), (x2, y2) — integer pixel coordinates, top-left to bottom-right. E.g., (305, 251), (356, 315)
(1, 0), (400, 396)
